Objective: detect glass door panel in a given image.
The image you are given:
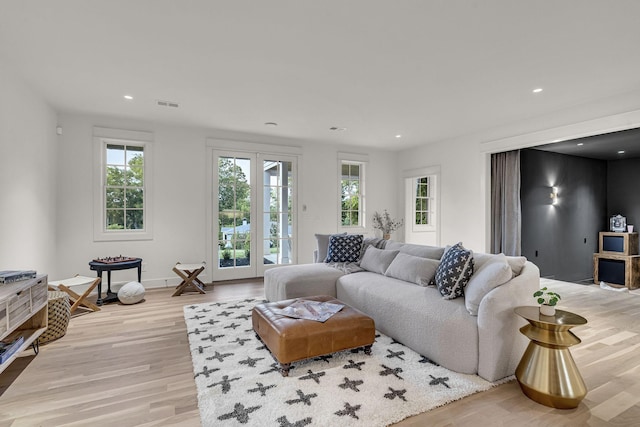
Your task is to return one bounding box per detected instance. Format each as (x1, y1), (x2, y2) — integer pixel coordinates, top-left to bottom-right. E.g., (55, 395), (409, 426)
(217, 156), (254, 277)
(262, 159), (293, 267)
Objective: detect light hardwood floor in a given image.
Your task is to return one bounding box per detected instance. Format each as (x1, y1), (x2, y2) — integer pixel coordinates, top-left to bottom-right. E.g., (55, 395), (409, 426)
(1, 278), (639, 426)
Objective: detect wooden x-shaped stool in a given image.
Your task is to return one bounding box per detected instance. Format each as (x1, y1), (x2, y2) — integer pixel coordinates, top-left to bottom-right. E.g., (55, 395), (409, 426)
(172, 262), (207, 297)
(48, 274), (101, 313)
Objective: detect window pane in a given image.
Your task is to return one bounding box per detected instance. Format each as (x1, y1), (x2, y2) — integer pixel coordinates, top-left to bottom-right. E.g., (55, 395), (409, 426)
(106, 209), (124, 229)
(106, 166), (125, 186)
(351, 211), (359, 225)
(126, 188), (144, 208)
(106, 188), (124, 208)
(341, 164), (349, 177)
(126, 145), (144, 163)
(341, 211), (350, 226)
(127, 165), (143, 186)
(106, 144), (125, 165)
(350, 164), (360, 179)
(125, 209), (144, 229)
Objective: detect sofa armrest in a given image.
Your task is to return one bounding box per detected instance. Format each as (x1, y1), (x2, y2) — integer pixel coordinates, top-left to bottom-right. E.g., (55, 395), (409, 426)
(476, 261), (540, 382)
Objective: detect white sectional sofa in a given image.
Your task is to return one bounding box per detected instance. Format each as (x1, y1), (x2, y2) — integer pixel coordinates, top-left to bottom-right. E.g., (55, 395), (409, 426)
(264, 239), (540, 382)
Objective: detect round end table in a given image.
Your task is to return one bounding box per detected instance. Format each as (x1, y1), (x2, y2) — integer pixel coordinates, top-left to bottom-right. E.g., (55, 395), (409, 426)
(514, 306), (588, 409)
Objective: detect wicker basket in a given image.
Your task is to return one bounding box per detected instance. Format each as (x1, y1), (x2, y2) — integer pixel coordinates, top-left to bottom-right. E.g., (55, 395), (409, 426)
(40, 291), (71, 344)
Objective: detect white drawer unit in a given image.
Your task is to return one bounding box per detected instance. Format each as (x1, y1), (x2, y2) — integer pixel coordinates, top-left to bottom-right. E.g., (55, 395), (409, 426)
(0, 275), (48, 374)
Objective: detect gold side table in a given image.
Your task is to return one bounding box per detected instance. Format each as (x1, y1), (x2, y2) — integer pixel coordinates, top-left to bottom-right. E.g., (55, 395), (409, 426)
(514, 306), (587, 409)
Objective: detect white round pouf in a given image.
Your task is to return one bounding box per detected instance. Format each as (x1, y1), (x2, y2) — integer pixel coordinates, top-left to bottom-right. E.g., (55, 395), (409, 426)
(118, 281), (145, 304)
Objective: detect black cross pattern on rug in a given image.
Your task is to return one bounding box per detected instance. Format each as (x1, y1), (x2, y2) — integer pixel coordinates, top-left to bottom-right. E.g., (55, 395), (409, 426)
(201, 334), (225, 343)
(188, 314), (204, 320)
(217, 402), (261, 423)
(239, 356), (265, 368)
(217, 310), (233, 317)
(188, 328), (205, 336)
(386, 348), (406, 361)
(276, 415), (312, 427)
(227, 304), (246, 309)
(285, 389), (318, 406)
(418, 355), (437, 365)
(384, 387), (407, 401)
(207, 351), (234, 362)
(390, 338), (402, 345)
(313, 354), (333, 363)
(243, 298), (257, 303)
(200, 319), (220, 326)
(209, 375), (241, 393)
(429, 374), (450, 388)
(186, 305), (198, 310)
(338, 377), (364, 392)
(247, 382), (276, 396)
(260, 362), (280, 375)
(229, 337), (251, 346)
(299, 369), (325, 384)
(379, 364), (404, 380)
(210, 302), (225, 307)
(224, 322), (241, 330)
(193, 345), (211, 354)
(198, 308), (211, 313)
(343, 359), (365, 371)
(194, 365), (219, 379)
(334, 402), (361, 420)
(235, 313), (252, 320)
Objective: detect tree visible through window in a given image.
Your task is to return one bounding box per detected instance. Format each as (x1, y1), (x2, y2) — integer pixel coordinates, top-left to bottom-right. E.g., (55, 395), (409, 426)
(105, 144), (144, 230)
(341, 161), (363, 227)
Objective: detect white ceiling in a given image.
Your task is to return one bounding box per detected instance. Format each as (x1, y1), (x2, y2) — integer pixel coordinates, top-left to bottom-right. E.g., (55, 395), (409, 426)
(2, 0), (640, 150)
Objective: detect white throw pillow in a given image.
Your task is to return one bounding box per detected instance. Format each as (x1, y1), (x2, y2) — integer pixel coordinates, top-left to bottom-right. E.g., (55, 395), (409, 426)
(118, 281), (145, 305)
(465, 254), (512, 315)
(506, 256), (527, 276)
(359, 247), (399, 274)
(385, 252), (440, 286)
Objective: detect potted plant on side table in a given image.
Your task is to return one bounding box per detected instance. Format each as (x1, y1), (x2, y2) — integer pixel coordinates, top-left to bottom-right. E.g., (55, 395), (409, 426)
(533, 287), (561, 316)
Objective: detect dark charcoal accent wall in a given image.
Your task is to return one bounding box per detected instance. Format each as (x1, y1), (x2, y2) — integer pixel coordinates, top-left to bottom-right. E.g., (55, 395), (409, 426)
(607, 158), (640, 228)
(520, 149), (607, 281)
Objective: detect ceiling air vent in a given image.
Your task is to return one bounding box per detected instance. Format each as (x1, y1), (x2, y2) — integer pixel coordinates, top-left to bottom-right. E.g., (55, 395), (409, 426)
(156, 99), (179, 108)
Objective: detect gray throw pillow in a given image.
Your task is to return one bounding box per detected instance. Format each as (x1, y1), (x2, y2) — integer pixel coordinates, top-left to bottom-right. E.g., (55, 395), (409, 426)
(359, 247), (400, 275)
(433, 242), (474, 300)
(385, 253), (440, 286)
(465, 253), (513, 315)
(385, 242), (445, 260)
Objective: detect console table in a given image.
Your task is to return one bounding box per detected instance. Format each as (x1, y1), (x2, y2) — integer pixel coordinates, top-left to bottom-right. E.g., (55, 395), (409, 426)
(514, 306), (587, 409)
(0, 275), (48, 374)
(89, 258), (142, 305)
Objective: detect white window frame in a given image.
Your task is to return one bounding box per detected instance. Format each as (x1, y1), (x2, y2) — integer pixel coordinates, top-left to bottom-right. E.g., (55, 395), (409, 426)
(403, 165), (440, 244)
(93, 127), (154, 242)
(338, 152), (368, 231)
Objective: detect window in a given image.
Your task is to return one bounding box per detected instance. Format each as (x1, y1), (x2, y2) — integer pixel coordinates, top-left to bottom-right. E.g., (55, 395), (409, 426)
(340, 161), (365, 228)
(404, 165), (439, 245)
(93, 127), (153, 241)
(414, 176), (433, 227)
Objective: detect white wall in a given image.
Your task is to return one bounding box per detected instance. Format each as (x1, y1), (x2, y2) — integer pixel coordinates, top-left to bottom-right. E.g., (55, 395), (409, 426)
(55, 113), (398, 288)
(0, 68), (58, 276)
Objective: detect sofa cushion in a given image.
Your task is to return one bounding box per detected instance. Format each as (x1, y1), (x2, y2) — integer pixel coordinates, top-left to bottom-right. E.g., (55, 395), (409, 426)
(465, 254), (512, 315)
(315, 232), (346, 263)
(475, 252), (527, 276)
(385, 241), (445, 260)
(359, 247), (399, 274)
(326, 234), (364, 263)
(385, 253), (439, 286)
(433, 242), (474, 300)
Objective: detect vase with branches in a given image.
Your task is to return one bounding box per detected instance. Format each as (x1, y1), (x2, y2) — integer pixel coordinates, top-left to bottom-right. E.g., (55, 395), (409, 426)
(372, 210), (403, 239)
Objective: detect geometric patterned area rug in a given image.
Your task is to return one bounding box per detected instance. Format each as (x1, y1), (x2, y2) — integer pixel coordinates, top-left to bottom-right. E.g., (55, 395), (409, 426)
(184, 299), (498, 426)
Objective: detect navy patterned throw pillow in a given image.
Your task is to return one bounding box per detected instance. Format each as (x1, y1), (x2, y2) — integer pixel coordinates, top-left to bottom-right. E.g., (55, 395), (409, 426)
(433, 242), (474, 300)
(325, 234), (364, 263)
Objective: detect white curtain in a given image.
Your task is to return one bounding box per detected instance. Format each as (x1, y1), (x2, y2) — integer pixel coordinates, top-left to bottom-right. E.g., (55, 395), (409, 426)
(491, 150), (521, 256)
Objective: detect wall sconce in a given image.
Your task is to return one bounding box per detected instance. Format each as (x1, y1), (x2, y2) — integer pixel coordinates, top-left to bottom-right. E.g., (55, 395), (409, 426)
(550, 186), (558, 205)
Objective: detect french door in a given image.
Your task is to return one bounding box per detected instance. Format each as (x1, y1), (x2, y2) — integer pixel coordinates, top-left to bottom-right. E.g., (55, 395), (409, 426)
(212, 150), (296, 281)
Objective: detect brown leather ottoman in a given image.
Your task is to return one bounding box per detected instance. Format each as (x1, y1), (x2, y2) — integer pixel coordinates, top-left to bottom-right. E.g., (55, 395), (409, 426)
(252, 295), (375, 376)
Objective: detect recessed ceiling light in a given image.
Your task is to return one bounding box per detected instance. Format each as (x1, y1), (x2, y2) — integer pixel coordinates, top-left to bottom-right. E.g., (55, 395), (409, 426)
(618, 150), (625, 154)
(264, 122), (278, 127)
(577, 143), (584, 146)
(329, 127), (347, 131)
(532, 88), (543, 93)
(124, 95), (133, 100)
(395, 134), (402, 138)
